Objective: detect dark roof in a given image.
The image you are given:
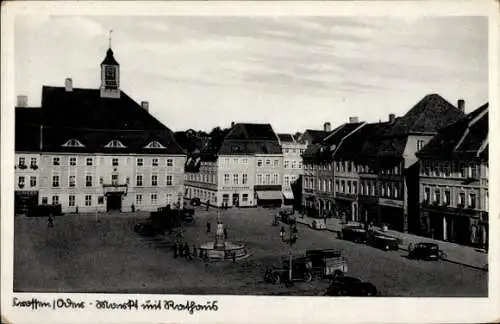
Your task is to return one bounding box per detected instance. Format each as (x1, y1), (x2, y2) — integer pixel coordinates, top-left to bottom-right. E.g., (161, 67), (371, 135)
(278, 133), (295, 143)
(26, 86), (185, 155)
(388, 94), (465, 136)
(322, 122), (363, 147)
(302, 129), (329, 144)
(15, 107), (42, 151)
(418, 103), (488, 160)
(334, 122), (394, 160)
(101, 48), (119, 66)
(218, 123), (281, 155)
(225, 123), (278, 141)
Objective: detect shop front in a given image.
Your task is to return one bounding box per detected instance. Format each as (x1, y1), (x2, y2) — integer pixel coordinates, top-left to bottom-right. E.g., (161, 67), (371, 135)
(255, 185), (283, 207)
(378, 198), (404, 231)
(334, 193), (357, 222)
(358, 197), (378, 224)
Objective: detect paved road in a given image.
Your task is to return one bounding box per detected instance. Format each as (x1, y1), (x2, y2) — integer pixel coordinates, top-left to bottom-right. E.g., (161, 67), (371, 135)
(14, 207), (487, 296)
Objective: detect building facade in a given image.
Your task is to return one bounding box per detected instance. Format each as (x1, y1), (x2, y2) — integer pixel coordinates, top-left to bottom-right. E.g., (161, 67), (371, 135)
(14, 46), (186, 214)
(277, 134), (307, 205)
(417, 103), (488, 247)
(185, 123), (284, 208)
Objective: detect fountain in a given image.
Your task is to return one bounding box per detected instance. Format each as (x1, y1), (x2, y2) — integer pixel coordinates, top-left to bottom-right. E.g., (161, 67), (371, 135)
(199, 210), (248, 261)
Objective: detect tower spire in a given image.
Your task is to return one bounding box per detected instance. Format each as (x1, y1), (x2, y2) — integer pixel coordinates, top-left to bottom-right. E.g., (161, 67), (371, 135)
(108, 29), (113, 49)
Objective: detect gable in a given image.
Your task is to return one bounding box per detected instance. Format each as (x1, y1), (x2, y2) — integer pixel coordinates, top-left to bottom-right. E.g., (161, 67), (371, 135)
(144, 140), (166, 149)
(62, 139), (85, 147)
(104, 140), (127, 148)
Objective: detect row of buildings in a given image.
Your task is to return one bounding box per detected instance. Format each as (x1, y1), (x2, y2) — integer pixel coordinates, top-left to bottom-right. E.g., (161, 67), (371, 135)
(14, 44), (488, 247)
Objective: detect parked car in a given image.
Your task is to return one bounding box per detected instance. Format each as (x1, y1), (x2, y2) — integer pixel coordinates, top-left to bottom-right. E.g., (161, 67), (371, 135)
(310, 219), (327, 230)
(339, 226), (367, 243)
(324, 276), (378, 296)
(408, 242), (446, 261)
(264, 257), (313, 284)
(368, 235), (400, 251)
(190, 198), (201, 206)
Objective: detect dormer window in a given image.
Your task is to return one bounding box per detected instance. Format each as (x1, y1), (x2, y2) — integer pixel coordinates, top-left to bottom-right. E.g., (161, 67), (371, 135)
(144, 141), (165, 149)
(105, 140), (126, 148)
(62, 139), (85, 147)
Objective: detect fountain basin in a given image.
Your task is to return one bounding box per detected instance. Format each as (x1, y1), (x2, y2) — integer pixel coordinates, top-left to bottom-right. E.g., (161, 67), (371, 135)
(199, 241), (249, 261)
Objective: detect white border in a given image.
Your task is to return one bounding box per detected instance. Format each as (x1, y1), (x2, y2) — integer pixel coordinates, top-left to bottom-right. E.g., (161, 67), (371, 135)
(2, 1), (499, 323)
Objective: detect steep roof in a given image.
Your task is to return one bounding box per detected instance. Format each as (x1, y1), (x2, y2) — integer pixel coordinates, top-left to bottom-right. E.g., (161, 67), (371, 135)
(15, 107), (42, 152)
(418, 103), (488, 160)
(35, 86), (184, 155)
(301, 129), (329, 144)
(335, 122), (394, 160)
(388, 94), (465, 136)
(277, 133), (295, 143)
(218, 123), (281, 155)
(101, 48), (119, 66)
(322, 122), (363, 147)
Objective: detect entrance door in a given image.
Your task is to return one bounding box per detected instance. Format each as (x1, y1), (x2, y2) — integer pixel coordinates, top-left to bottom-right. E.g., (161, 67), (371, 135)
(232, 194), (239, 207)
(106, 193), (122, 211)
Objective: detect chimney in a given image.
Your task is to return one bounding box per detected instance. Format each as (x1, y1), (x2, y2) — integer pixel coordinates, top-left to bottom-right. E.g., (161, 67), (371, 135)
(457, 99), (465, 112)
(349, 116), (359, 124)
(231, 121), (235, 128)
(65, 78), (73, 92)
(324, 122), (331, 132)
(389, 113), (396, 123)
(141, 101), (149, 112)
(17, 95), (28, 107)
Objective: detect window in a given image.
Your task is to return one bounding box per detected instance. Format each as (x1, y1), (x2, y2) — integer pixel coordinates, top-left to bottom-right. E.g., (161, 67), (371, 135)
(52, 195), (59, 205)
(137, 158), (144, 166)
(353, 181), (357, 194)
(151, 193), (158, 205)
(52, 175), (60, 187)
(233, 158), (238, 164)
(284, 160), (289, 168)
(41, 197), (48, 205)
(341, 181), (346, 193)
(69, 175), (76, 187)
(224, 174), (230, 185)
(257, 174), (262, 185)
(86, 157), (93, 166)
(85, 195), (92, 206)
(104, 140), (126, 148)
(347, 162), (352, 173)
(166, 194), (172, 205)
(98, 196), (104, 204)
(242, 158), (248, 164)
(242, 194), (248, 202)
(99, 176), (104, 185)
(257, 160), (263, 167)
(242, 174), (248, 185)
(85, 175), (92, 187)
(423, 161), (430, 176)
(468, 193), (476, 209)
(284, 176), (290, 187)
(265, 174), (270, 185)
(347, 181), (352, 194)
(30, 157), (37, 167)
(298, 161), (302, 169)
(136, 175), (143, 186)
(444, 190), (451, 205)
(416, 139), (425, 151)
(458, 192), (465, 206)
(291, 161), (296, 169)
(112, 158), (119, 166)
(167, 159), (173, 166)
(18, 157), (26, 166)
(273, 174), (279, 185)
(335, 162), (340, 172)
(152, 175), (158, 186)
(53, 157), (60, 166)
(380, 184), (385, 196)
(233, 174), (239, 185)
(434, 189), (441, 204)
(166, 175), (172, 186)
(68, 195), (75, 207)
(70, 157), (77, 166)
(274, 160), (279, 167)
(18, 176), (25, 187)
(144, 141), (165, 149)
(335, 180), (340, 192)
(30, 176), (36, 187)
(126, 177), (130, 185)
(265, 159), (271, 166)
(62, 139), (85, 147)
(469, 163), (478, 179)
(459, 163), (466, 178)
(385, 183), (390, 197)
(393, 185), (399, 198)
(152, 158), (159, 166)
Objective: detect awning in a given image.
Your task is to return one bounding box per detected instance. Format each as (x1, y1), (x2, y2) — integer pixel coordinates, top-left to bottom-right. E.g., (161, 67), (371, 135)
(283, 191), (294, 200)
(256, 191), (283, 200)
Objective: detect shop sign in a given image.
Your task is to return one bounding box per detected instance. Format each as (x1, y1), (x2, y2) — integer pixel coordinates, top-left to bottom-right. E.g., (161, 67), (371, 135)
(378, 198), (403, 208)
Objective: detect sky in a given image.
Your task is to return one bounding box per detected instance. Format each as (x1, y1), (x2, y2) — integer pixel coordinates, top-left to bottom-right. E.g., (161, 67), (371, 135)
(15, 15), (488, 133)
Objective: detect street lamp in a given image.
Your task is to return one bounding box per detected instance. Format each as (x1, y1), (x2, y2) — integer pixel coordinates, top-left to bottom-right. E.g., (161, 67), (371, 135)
(281, 217), (298, 284)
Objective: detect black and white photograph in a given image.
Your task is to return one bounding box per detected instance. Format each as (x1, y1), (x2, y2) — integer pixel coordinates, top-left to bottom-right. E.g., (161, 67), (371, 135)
(2, 1), (499, 323)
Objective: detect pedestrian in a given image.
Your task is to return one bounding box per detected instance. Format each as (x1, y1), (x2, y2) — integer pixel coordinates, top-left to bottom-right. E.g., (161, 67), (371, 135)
(75, 205), (79, 214)
(206, 221), (211, 233)
(173, 243), (178, 258)
(47, 214), (54, 228)
(192, 244), (197, 259)
(223, 228), (228, 240)
(206, 200), (210, 211)
(232, 251), (236, 263)
(131, 203), (135, 213)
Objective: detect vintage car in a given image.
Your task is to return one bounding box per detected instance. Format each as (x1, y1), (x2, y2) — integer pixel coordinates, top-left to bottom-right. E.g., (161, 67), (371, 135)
(339, 226), (367, 243)
(264, 250), (348, 284)
(368, 234), (400, 251)
(408, 242), (446, 261)
(324, 276), (378, 296)
(190, 197), (201, 206)
(310, 219), (327, 230)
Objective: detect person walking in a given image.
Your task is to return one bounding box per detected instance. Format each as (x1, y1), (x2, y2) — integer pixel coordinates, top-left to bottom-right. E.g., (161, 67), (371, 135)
(206, 200), (210, 211)
(131, 203), (135, 213)
(206, 221), (211, 233)
(223, 227), (228, 240)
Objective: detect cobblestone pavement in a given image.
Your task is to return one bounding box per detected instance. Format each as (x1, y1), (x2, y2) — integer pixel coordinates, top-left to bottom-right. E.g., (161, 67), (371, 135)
(14, 207), (487, 296)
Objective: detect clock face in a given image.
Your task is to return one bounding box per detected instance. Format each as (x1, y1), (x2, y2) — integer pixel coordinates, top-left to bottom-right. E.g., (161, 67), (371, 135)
(104, 66), (116, 79)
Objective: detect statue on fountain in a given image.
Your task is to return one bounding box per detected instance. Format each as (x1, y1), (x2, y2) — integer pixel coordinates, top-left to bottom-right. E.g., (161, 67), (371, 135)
(214, 211), (226, 250)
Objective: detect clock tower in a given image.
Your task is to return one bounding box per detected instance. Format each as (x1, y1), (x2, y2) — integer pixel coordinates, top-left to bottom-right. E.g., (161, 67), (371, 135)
(100, 32), (120, 99)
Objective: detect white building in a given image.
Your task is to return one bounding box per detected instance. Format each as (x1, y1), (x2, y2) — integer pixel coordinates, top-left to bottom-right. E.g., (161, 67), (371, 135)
(277, 133), (307, 205)
(14, 45), (186, 214)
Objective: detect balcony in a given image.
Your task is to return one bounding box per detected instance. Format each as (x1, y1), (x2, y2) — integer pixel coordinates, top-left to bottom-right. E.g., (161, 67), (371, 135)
(102, 183), (128, 195)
